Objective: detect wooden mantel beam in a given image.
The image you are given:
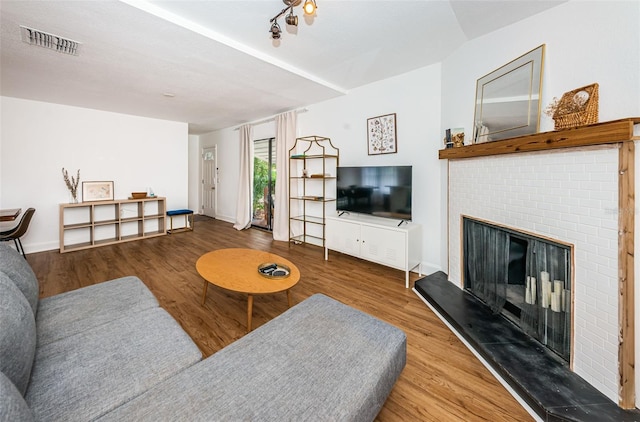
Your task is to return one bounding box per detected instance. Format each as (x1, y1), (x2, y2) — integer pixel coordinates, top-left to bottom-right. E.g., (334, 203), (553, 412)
(439, 118), (640, 160)
(619, 141), (636, 409)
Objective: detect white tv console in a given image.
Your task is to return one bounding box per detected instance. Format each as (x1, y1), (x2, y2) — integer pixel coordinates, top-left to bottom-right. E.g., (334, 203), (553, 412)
(324, 214), (422, 288)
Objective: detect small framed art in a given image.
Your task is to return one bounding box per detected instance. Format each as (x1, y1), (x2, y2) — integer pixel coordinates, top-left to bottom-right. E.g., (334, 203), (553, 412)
(82, 181), (114, 202)
(367, 113), (397, 155)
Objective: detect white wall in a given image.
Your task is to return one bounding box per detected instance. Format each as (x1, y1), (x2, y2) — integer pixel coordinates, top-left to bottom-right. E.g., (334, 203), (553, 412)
(198, 65), (443, 272)
(0, 96), (188, 253)
(188, 134), (200, 213)
(441, 0), (640, 134)
(440, 0), (640, 273)
(298, 65), (443, 273)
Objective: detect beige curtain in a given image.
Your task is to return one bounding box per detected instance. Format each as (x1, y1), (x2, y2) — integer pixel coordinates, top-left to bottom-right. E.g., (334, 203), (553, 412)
(272, 111), (297, 241)
(233, 124), (253, 230)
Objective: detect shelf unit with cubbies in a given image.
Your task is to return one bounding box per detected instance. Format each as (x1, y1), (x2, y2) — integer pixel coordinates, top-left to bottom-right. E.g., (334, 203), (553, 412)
(59, 197), (166, 253)
(288, 136), (339, 247)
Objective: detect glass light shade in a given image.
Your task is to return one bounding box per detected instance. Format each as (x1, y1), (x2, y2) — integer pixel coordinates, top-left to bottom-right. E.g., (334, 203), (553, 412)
(303, 0), (316, 15)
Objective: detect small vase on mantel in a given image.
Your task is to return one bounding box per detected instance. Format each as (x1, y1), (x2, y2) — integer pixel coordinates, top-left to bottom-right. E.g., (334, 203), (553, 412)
(69, 192), (79, 204)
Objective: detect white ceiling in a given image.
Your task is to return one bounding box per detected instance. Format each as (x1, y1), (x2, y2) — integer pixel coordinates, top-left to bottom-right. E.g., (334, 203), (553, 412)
(0, 0), (566, 134)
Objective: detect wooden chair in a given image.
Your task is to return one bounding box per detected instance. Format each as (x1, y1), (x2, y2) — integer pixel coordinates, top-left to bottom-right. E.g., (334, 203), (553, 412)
(0, 208), (35, 258)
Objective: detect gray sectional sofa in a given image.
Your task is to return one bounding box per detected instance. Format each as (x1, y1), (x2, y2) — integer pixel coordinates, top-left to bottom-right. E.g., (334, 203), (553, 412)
(0, 243), (406, 421)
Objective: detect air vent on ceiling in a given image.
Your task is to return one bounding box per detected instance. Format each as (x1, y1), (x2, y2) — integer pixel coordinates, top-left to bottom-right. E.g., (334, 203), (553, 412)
(20, 26), (81, 56)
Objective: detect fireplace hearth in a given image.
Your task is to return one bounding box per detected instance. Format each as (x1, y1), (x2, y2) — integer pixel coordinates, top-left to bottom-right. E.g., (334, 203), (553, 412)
(413, 272), (640, 421)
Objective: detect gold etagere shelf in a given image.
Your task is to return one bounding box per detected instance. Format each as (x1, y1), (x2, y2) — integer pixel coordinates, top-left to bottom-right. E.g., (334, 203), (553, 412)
(288, 135), (339, 247)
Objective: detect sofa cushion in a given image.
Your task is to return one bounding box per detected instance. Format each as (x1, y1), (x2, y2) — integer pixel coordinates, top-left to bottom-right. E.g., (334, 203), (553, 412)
(0, 371), (35, 422)
(36, 276), (159, 346)
(0, 272), (37, 395)
(26, 307), (201, 421)
(0, 242), (39, 315)
(97, 294), (407, 422)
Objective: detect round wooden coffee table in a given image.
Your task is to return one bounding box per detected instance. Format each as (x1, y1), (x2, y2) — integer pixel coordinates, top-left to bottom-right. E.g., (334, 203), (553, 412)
(196, 248), (300, 331)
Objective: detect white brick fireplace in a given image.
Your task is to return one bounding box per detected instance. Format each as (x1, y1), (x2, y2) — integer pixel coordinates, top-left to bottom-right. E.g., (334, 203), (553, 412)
(447, 145), (620, 402)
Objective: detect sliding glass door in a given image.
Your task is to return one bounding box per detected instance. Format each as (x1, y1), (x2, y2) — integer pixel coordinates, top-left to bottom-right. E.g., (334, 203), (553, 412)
(252, 138), (276, 230)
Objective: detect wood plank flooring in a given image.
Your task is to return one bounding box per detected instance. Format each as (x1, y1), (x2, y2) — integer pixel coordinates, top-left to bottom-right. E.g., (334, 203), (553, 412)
(28, 217), (533, 421)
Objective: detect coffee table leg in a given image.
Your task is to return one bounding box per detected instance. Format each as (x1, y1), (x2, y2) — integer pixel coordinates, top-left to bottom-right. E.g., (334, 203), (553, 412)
(287, 289), (292, 308)
(247, 294), (253, 332)
(202, 280), (208, 305)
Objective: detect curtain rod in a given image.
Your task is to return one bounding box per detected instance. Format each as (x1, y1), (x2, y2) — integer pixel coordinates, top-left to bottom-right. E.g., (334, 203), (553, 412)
(233, 108), (308, 131)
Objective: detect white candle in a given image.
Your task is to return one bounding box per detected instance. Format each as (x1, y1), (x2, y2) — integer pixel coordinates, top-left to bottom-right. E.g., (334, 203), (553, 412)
(551, 290), (562, 312)
(554, 280), (564, 294)
(531, 277), (537, 304)
(525, 277), (531, 304)
(542, 280), (550, 308)
(540, 271), (550, 283)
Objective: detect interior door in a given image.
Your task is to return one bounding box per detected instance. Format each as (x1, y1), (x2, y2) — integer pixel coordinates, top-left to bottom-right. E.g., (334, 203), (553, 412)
(202, 147), (216, 218)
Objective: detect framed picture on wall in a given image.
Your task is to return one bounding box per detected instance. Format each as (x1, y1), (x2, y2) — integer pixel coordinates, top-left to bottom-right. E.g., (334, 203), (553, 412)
(82, 181), (114, 202)
(367, 113), (397, 155)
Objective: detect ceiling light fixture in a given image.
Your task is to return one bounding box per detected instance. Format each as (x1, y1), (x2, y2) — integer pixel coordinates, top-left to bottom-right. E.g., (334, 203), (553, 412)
(269, 0), (316, 41)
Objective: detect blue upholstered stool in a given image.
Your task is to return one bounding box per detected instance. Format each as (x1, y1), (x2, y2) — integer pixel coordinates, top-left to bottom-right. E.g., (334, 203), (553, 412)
(166, 209), (194, 233)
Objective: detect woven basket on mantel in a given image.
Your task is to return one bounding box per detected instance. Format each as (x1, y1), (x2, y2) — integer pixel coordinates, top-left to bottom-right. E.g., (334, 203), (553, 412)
(552, 83), (599, 130)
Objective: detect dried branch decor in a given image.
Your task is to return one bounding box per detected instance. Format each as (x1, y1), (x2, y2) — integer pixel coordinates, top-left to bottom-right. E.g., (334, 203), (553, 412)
(62, 168), (80, 203)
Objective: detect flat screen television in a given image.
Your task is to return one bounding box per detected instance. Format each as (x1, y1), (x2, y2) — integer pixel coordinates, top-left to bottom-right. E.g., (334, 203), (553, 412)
(336, 166), (412, 221)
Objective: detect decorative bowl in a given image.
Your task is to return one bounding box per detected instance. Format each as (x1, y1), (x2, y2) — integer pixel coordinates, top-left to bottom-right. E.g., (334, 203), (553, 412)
(131, 192), (147, 199)
(257, 262), (291, 279)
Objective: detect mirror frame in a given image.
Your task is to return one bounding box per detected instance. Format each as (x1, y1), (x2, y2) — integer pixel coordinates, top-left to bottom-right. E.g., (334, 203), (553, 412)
(473, 44), (545, 143)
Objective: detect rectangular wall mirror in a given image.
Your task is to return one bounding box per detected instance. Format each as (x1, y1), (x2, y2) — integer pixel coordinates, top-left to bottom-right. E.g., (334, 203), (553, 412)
(473, 44), (545, 143)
